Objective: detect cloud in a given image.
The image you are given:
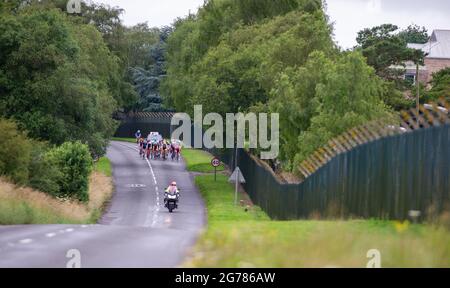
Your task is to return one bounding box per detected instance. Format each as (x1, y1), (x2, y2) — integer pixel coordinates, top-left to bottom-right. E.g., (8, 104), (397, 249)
(96, 0), (205, 27)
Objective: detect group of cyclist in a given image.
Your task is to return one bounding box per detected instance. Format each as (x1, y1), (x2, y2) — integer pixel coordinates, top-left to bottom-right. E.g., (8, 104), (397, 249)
(134, 130), (181, 210)
(135, 130), (181, 161)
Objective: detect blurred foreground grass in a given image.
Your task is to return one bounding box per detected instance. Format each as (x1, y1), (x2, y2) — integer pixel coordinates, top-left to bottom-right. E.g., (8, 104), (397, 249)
(185, 173), (450, 268)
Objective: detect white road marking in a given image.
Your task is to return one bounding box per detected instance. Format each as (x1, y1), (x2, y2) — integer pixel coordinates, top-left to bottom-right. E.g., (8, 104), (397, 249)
(116, 142), (161, 228)
(81, 225), (88, 228)
(19, 239), (33, 244)
(65, 228), (74, 233)
(45, 233), (56, 238)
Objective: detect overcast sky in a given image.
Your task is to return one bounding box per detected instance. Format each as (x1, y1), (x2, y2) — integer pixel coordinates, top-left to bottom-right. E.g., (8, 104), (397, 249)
(98, 0), (450, 49)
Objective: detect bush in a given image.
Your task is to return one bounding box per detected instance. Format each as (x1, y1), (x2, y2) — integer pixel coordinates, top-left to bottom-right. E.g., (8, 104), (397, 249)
(45, 141), (93, 202)
(28, 141), (62, 196)
(0, 119), (32, 184)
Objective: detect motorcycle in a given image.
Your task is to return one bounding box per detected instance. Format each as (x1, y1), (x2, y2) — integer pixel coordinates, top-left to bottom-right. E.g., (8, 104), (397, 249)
(165, 193), (179, 213)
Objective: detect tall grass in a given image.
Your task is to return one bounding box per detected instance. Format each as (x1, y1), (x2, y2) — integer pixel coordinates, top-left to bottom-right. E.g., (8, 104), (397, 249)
(0, 157), (113, 225)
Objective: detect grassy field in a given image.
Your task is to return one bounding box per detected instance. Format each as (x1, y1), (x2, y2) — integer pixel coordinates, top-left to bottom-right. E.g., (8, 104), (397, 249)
(112, 137), (136, 143)
(182, 149), (225, 173)
(184, 160), (450, 268)
(0, 157), (113, 225)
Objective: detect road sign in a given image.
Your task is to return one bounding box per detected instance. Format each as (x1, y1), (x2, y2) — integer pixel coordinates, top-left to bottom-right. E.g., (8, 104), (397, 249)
(229, 167), (246, 206)
(211, 157), (220, 167)
(229, 167), (246, 184)
(211, 157), (220, 181)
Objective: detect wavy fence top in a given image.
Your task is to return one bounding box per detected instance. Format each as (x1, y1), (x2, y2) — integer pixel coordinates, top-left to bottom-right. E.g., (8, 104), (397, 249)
(298, 99), (450, 178)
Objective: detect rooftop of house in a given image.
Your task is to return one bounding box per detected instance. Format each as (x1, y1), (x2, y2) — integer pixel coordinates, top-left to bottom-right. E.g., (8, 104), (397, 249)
(407, 29), (450, 59)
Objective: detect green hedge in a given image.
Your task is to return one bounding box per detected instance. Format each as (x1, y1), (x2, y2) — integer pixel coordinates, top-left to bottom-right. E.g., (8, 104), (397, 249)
(0, 118), (94, 202)
(45, 141), (93, 202)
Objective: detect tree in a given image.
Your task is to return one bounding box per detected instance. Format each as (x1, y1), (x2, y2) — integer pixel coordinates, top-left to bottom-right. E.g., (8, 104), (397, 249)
(427, 68), (450, 102)
(398, 24), (429, 44)
(0, 6), (120, 156)
(124, 23), (159, 69)
(293, 52), (392, 168)
(162, 4), (334, 115)
(356, 24), (411, 80)
(130, 27), (174, 112)
(356, 24), (426, 110)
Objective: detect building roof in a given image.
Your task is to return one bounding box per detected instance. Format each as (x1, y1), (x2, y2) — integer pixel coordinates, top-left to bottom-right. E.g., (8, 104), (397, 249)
(407, 29), (450, 59)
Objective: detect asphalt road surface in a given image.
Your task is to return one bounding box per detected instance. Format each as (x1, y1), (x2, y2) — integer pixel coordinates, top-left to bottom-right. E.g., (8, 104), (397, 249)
(0, 141), (206, 268)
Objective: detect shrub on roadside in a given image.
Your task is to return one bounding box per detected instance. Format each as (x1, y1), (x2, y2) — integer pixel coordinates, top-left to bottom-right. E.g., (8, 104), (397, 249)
(45, 141), (93, 202)
(28, 141), (63, 196)
(0, 119), (32, 184)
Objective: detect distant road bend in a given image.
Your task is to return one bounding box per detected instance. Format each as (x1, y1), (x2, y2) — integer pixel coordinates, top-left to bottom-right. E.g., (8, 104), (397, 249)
(0, 141), (206, 268)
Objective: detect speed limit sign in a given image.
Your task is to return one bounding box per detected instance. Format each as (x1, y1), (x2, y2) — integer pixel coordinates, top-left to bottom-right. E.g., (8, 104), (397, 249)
(211, 157), (220, 181)
(211, 157), (220, 167)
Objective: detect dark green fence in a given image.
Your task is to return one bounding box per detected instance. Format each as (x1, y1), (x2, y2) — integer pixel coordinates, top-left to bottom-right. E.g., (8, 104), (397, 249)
(208, 124), (450, 221)
(114, 112), (175, 139)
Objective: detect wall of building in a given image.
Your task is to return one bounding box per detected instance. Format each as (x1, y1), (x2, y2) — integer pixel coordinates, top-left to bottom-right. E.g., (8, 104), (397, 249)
(424, 58), (450, 82)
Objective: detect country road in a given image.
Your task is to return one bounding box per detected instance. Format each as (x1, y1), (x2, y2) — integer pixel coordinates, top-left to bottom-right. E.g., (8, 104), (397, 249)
(0, 141), (206, 268)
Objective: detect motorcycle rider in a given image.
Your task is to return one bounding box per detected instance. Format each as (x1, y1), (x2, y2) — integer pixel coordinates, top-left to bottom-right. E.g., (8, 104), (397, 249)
(164, 181), (180, 207)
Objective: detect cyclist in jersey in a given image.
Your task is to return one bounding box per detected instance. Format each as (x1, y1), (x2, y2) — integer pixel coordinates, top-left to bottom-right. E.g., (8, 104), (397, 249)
(138, 138), (144, 156)
(142, 140), (148, 159)
(146, 141), (151, 159)
(135, 130), (142, 143)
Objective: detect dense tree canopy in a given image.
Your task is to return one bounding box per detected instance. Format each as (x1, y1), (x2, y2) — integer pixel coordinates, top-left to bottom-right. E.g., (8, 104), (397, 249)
(161, 0), (393, 173)
(162, 0), (332, 114)
(129, 26), (174, 112)
(398, 24), (429, 44)
(427, 68), (450, 102)
(0, 3), (120, 156)
(355, 24), (429, 110)
(0, 0), (174, 154)
(356, 24), (426, 80)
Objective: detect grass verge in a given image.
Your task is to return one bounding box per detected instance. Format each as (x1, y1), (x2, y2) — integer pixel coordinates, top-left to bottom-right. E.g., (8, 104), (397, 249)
(182, 149), (225, 173)
(0, 157), (113, 225)
(95, 157), (112, 177)
(185, 174), (450, 268)
(112, 137), (136, 143)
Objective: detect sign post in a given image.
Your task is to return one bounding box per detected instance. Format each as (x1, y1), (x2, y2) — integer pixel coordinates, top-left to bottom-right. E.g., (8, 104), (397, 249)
(229, 167), (246, 205)
(211, 157), (220, 182)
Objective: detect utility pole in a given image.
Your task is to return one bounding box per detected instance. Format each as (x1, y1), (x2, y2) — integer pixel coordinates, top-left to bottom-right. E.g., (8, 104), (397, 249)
(234, 142), (238, 206)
